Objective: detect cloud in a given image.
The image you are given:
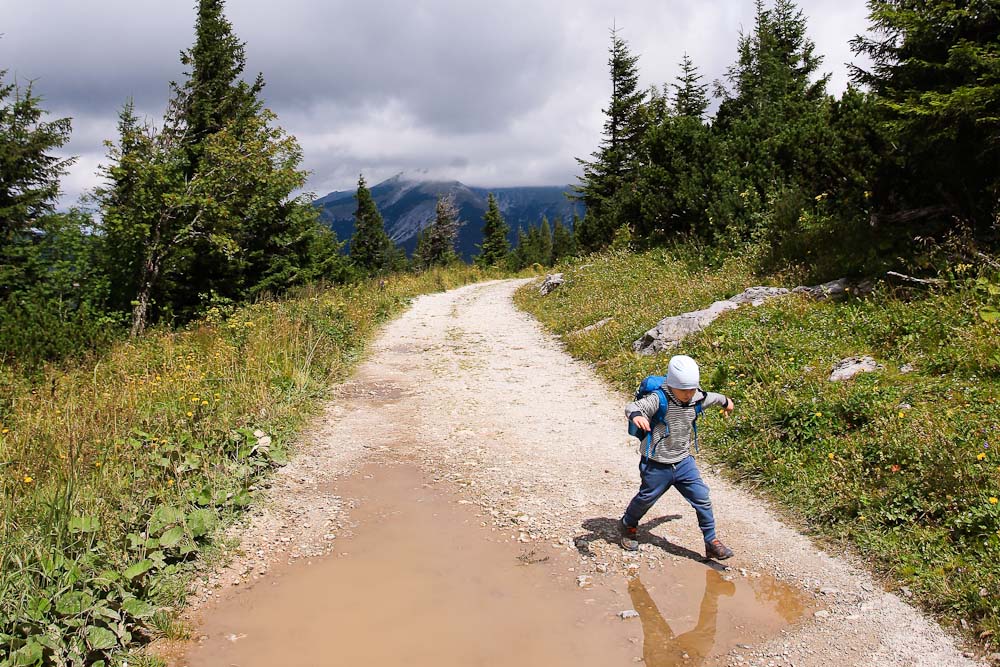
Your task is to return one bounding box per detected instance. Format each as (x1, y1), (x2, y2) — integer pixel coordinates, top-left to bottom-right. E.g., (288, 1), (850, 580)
(1, 0), (872, 207)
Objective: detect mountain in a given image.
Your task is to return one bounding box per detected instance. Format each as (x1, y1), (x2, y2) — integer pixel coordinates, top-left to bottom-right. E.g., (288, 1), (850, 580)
(314, 173), (583, 261)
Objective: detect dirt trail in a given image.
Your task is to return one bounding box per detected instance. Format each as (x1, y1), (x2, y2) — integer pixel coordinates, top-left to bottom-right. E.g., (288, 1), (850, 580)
(166, 279), (977, 667)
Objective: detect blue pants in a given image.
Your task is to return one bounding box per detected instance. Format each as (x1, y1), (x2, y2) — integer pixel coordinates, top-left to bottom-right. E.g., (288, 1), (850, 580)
(622, 455), (717, 543)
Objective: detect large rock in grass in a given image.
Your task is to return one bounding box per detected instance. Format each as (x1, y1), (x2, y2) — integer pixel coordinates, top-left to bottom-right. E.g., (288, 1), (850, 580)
(538, 273), (565, 296)
(632, 286), (789, 355)
(829, 356), (884, 382)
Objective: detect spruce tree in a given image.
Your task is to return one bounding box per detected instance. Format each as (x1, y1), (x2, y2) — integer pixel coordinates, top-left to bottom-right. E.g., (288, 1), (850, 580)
(176, 0), (263, 169)
(0, 73), (74, 299)
(349, 175), (396, 276)
(851, 0), (1000, 241)
(99, 0), (322, 334)
(710, 0), (836, 237)
(538, 216), (553, 266)
(475, 193), (510, 267)
(509, 227), (528, 270)
(414, 195), (462, 269)
(629, 53), (717, 242)
(574, 27), (647, 248)
(673, 53), (710, 119)
(551, 217), (575, 263)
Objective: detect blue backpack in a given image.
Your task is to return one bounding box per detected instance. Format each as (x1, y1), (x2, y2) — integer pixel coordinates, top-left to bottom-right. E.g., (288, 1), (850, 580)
(627, 375), (705, 458)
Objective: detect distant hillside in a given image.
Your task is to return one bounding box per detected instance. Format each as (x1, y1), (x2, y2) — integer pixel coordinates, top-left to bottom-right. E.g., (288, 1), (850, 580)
(314, 173), (583, 260)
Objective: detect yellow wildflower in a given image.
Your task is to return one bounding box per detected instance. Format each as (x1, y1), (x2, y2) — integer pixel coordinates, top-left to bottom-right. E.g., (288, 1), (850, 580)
(186, 411), (194, 417)
(201, 400), (208, 406)
(828, 452), (835, 460)
(167, 479), (175, 487)
(815, 412), (823, 418)
(23, 476), (33, 484)
(1, 428), (8, 434)
(898, 411), (906, 419)
(978, 452), (987, 461)
(990, 497), (998, 505)
(94, 461), (101, 468)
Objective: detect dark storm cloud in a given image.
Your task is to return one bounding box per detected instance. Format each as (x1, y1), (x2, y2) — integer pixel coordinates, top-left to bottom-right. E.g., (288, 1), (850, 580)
(1, 0), (871, 206)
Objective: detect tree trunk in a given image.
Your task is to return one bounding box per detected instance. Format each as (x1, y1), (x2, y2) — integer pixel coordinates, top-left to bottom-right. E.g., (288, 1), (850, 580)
(130, 227), (163, 338)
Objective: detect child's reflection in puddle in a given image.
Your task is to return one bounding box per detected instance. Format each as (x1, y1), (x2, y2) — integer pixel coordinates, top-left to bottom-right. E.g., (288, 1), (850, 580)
(628, 569), (736, 666)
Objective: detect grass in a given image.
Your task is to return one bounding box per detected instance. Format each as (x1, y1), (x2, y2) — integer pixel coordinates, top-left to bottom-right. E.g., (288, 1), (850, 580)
(516, 247), (1000, 644)
(0, 265), (495, 666)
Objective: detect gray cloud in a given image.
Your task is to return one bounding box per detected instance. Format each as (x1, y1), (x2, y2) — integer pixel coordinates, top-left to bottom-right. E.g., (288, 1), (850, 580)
(1, 0), (871, 207)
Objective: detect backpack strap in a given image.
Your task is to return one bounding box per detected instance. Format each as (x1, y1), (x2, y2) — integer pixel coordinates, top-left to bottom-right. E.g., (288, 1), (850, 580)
(691, 391), (706, 453)
(644, 388), (669, 459)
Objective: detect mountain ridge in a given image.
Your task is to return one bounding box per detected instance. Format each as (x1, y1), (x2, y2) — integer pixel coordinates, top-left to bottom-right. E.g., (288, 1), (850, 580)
(314, 173), (583, 260)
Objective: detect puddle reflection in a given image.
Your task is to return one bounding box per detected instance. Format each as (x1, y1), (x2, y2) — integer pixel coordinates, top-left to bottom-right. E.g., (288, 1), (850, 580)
(628, 569), (735, 666)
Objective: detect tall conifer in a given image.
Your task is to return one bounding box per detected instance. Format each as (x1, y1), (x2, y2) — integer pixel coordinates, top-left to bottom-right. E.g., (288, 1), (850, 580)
(851, 0), (1000, 239)
(475, 193), (510, 267)
(574, 27), (647, 248)
(349, 175), (396, 275)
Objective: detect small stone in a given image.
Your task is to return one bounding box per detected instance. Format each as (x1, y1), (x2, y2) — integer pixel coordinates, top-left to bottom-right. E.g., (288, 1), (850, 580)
(619, 610), (640, 619)
(577, 575), (592, 587)
(813, 610), (830, 618)
(819, 587), (840, 596)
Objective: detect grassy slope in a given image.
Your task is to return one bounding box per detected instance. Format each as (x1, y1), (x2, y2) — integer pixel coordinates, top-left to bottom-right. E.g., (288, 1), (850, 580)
(516, 248), (1000, 641)
(0, 266), (494, 666)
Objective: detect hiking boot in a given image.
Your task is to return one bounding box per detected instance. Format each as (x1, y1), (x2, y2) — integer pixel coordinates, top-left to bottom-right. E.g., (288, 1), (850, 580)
(705, 538), (734, 560)
(620, 519), (639, 551)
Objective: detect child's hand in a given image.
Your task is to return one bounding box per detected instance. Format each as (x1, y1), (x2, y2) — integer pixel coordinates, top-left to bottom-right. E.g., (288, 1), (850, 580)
(632, 415), (651, 432)
(723, 397), (735, 416)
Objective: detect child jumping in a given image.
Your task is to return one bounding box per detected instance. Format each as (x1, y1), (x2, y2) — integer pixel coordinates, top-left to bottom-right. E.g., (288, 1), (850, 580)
(621, 354), (735, 560)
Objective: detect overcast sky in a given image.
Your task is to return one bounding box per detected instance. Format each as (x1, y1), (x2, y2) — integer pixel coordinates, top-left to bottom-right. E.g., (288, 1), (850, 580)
(2, 0), (872, 207)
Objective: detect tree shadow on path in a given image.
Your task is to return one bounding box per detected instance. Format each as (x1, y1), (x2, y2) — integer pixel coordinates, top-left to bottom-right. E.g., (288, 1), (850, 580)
(576, 516), (726, 570)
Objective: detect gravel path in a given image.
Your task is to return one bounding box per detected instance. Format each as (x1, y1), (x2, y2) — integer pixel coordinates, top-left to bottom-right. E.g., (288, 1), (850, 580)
(178, 279), (980, 667)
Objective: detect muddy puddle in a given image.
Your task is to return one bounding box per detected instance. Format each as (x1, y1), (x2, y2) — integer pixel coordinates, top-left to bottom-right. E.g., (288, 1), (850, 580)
(173, 463), (809, 666)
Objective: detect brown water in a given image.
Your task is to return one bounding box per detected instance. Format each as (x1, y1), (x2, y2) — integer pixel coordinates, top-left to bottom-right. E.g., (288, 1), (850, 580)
(174, 463), (808, 667)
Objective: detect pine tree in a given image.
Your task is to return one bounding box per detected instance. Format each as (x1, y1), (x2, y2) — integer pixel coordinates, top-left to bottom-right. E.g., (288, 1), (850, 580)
(673, 53), (709, 119)
(551, 217), (575, 263)
(573, 27), (647, 248)
(98, 0), (322, 334)
(0, 73), (74, 299)
(175, 0), (263, 169)
(538, 216), (553, 266)
(414, 195), (462, 269)
(710, 0), (836, 237)
(475, 193), (510, 267)
(851, 0), (1000, 241)
(508, 227), (528, 270)
(574, 212), (602, 255)
(349, 175), (396, 276)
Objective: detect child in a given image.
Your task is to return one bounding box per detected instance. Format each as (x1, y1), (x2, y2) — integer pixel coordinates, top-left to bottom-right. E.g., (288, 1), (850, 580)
(621, 354), (735, 559)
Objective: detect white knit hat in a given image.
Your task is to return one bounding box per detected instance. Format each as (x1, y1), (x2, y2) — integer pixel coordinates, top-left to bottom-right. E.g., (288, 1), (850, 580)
(666, 355), (700, 389)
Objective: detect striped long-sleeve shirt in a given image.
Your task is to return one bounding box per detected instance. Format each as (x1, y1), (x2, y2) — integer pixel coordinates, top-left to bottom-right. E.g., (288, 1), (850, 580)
(625, 388), (728, 464)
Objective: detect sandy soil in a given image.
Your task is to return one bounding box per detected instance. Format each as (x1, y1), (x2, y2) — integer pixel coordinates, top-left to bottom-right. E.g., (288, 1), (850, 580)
(166, 279), (982, 667)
